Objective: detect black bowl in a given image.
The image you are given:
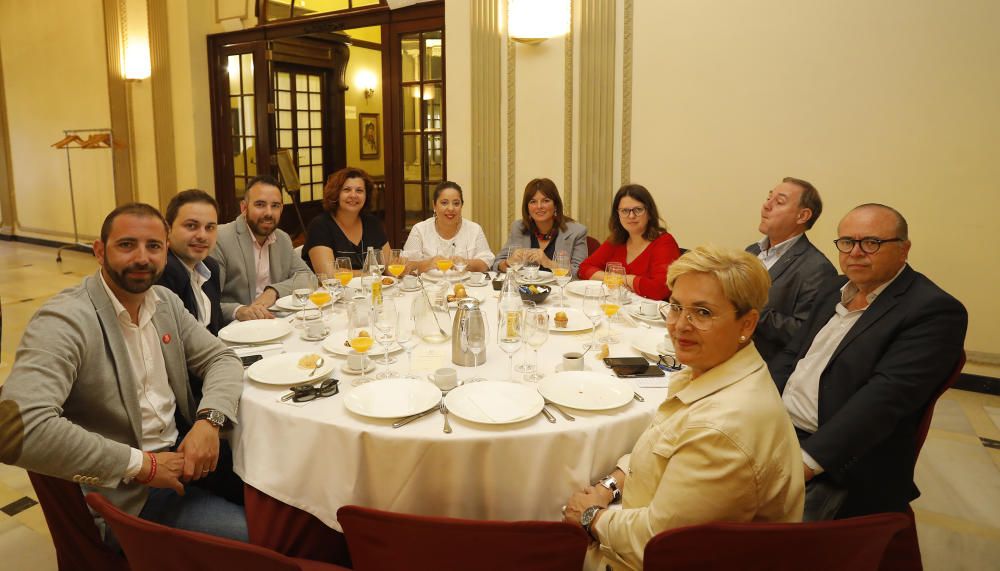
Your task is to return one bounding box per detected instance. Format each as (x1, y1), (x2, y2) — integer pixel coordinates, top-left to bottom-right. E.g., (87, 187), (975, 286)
(518, 284), (551, 304)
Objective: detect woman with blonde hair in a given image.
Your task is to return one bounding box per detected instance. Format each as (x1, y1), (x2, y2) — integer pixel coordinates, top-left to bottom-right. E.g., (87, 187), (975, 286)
(562, 245), (804, 571)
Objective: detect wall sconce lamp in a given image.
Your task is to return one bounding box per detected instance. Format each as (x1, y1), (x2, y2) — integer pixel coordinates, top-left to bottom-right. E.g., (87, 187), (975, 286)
(356, 70), (378, 101)
(508, 0), (570, 45)
(123, 39), (151, 80)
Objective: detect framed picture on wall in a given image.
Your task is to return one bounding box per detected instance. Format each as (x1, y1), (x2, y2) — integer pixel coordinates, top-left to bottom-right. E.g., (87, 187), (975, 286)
(359, 113), (380, 160)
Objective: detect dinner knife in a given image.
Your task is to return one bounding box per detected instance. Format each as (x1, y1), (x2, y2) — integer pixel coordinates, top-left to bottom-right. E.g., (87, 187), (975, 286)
(392, 406), (438, 428)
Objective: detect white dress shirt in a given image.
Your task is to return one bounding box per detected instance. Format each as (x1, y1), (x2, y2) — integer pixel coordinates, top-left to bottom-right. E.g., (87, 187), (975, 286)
(403, 217), (495, 267)
(249, 223), (278, 297)
(782, 264), (906, 473)
(755, 233), (802, 270)
(99, 274), (178, 483)
(188, 260), (212, 327)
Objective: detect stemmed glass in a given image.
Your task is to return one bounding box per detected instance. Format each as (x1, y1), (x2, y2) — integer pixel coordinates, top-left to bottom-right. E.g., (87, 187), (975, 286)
(370, 249), (385, 276)
(452, 248), (468, 281)
(292, 271), (317, 328)
(435, 244), (454, 276)
(515, 300), (537, 374)
(310, 273), (333, 318)
(319, 273), (340, 315)
(348, 299), (374, 386)
(582, 285), (605, 350)
(396, 300), (418, 378)
(335, 257), (354, 298)
(387, 249), (407, 298)
(523, 307), (550, 382)
(462, 307), (488, 383)
(497, 307), (524, 382)
(373, 302), (398, 379)
(552, 250), (571, 307)
(507, 248), (526, 278)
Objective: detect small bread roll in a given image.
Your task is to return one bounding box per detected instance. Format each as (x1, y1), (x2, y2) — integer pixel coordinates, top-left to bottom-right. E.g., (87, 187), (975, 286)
(298, 353), (321, 369)
(453, 284), (467, 298)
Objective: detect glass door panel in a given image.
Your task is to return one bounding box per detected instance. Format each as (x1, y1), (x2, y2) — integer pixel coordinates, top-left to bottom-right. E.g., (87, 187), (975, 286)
(273, 66), (326, 204)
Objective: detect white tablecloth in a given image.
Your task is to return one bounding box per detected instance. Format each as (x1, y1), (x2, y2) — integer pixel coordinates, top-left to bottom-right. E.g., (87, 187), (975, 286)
(231, 281), (671, 531)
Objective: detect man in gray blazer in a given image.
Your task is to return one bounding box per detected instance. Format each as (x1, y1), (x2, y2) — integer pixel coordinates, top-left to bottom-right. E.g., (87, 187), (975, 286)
(746, 177), (837, 366)
(211, 175), (313, 323)
(0, 203), (246, 542)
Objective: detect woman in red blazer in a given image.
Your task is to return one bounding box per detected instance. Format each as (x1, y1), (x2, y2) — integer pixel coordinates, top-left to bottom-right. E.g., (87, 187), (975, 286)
(578, 184), (681, 300)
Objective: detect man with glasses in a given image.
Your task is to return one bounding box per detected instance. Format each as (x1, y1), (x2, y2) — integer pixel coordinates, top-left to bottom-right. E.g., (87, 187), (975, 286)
(211, 175), (313, 323)
(770, 203), (967, 520)
(746, 177), (836, 365)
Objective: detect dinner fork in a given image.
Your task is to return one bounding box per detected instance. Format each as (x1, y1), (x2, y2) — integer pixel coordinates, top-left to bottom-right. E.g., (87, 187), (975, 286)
(440, 403), (452, 434)
(544, 399), (575, 421)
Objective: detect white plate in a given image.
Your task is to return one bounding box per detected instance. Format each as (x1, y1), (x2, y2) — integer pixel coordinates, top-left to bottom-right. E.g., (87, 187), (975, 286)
(631, 333), (675, 358)
(344, 378), (442, 418)
(348, 276), (397, 289)
(547, 307), (593, 333)
(421, 269), (468, 281)
(444, 381), (544, 424)
(273, 293), (337, 311)
(322, 333), (403, 356)
(219, 319), (293, 344)
(538, 372), (634, 411)
(626, 305), (664, 324)
(564, 280), (607, 297)
(247, 352), (336, 386)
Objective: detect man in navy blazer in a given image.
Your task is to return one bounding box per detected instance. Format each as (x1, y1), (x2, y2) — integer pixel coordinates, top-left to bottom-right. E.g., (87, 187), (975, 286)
(770, 204), (967, 519)
(157, 190), (223, 335)
(746, 177), (837, 365)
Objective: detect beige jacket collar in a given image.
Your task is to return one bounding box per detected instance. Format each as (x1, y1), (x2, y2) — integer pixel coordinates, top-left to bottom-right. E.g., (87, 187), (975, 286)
(668, 343), (766, 405)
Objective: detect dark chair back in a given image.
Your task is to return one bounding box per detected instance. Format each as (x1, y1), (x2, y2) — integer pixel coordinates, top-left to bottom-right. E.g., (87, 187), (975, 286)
(915, 350), (965, 455)
(338, 505), (589, 571)
(27, 471), (128, 571)
(85, 493), (349, 571)
(586, 235), (600, 255)
(244, 484), (352, 567)
(643, 513), (910, 570)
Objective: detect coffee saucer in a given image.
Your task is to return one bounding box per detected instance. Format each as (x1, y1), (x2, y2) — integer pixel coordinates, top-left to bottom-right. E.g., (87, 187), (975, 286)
(340, 362), (377, 375)
(300, 328), (330, 342)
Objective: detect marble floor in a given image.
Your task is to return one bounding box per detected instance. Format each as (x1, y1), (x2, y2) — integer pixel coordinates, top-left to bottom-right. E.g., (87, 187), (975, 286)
(1, 241), (998, 570)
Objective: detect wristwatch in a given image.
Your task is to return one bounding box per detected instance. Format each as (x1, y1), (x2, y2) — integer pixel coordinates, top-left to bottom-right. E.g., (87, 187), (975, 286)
(597, 475), (622, 503)
(195, 409), (227, 429)
(581, 505), (603, 541)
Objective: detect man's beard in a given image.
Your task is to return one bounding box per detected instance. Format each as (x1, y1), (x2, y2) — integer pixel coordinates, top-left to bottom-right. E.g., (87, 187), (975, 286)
(247, 214), (277, 239)
(105, 262), (162, 294)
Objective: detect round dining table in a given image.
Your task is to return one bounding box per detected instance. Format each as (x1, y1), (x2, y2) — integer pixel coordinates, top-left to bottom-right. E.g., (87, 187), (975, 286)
(229, 275), (672, 533)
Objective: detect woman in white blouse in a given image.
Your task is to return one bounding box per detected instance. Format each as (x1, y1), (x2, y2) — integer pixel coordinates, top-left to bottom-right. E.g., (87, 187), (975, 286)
(403, 181), (495, 273)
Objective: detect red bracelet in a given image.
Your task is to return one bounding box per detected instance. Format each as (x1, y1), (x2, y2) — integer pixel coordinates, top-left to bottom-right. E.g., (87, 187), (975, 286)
(136, 452), (157, 484)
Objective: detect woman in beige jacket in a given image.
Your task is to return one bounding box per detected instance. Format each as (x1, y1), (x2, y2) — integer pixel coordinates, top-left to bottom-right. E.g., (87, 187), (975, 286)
(561, 245), (805, 571)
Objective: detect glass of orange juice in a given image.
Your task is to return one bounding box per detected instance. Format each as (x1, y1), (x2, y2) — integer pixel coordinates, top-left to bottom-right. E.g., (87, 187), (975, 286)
(348, 299), (375, 385)
(552, 250), (572, 307)
(435, 257), (454, 274)
(335, 257), (354, 298)
(387, 249), (406, 298)
(599, 295), (621, 344)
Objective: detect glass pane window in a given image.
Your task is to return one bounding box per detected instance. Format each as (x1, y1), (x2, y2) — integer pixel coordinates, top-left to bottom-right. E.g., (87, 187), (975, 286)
(273, 67), (326, 202)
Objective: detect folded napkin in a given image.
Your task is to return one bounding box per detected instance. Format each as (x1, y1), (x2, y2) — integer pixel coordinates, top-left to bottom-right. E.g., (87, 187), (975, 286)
(232, 343), (284, 357)
(465, 386), (526, 422)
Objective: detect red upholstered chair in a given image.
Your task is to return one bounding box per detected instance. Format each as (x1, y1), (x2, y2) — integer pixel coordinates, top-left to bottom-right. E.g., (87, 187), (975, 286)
(643, 513), (910, 570)
(338, 505), (589, 571)
(244, 484), (352, 567)
(879, 350), (967, 571)
(586, 235), (600, 255)
(27, 471), (128, 571)
(85, 493), (349, 571)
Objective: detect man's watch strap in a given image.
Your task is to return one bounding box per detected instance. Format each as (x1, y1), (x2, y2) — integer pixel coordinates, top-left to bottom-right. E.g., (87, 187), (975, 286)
(196, 409), (227, 429)
(581, 505), (603, 541)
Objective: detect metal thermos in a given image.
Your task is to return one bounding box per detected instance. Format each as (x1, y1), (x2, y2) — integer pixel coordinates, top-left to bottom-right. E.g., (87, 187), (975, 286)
(452, 298), (487, 367)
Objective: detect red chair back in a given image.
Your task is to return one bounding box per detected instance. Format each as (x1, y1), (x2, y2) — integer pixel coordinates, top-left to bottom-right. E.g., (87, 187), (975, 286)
(85, 493), (348, 571)
(27, 471), (128, 571)
(643, 513), (910, 571)
(879, 350), (965, 571)
(338, 505), (589, 571)
(915, 350), (965, 456)
(244, 484), (352, 567)
(586, 235), (600, 255)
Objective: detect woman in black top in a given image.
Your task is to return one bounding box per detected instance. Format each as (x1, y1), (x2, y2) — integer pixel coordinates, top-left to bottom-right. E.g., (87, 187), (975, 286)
(303, 166), (389, 274)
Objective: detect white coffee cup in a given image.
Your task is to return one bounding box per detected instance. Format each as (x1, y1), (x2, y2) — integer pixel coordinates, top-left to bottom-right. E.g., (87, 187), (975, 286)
(640, 300), (659, 317)
(468, 273), (487, 286)
(403, 275), (419, 288)
(347, 350), (365, 371)
(523, 266), (540, 281)
(562, 352), (585, 371)
(306, 320), (326, 339)
(432, 367), (458, 391)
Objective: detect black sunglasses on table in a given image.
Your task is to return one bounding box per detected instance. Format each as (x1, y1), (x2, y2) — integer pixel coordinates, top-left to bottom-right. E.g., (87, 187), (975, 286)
(281, 378), (340, 403)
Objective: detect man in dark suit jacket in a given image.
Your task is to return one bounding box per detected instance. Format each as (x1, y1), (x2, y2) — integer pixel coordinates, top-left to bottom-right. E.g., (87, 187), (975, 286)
(770, 204), (967, 519)
(747, 177), (836, 366)
(156, 190), (223, 335)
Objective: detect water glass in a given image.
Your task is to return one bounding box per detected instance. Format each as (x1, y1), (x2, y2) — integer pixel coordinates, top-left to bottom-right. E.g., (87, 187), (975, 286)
(523, 307), (549, 382)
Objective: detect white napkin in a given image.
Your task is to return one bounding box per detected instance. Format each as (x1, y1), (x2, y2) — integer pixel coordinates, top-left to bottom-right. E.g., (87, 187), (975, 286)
(232, 344), (284, 357)
(466, 386), (525, 422)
